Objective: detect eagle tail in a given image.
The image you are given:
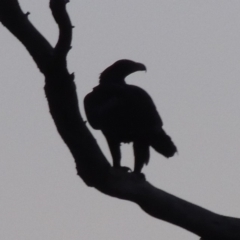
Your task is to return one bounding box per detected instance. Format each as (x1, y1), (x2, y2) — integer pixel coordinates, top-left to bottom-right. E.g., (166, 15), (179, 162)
(150, 129), (177, 158)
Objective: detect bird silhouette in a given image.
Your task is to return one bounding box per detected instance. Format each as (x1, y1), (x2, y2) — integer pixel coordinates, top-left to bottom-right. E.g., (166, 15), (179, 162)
(84, 59), (177, 173)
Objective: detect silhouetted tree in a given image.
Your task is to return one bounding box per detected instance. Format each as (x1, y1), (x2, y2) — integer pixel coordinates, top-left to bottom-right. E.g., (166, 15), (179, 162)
(0, 1), (239, 239)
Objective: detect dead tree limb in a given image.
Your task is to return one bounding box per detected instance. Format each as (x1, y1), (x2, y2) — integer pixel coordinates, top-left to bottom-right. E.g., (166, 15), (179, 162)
(0, 0), (240, 239)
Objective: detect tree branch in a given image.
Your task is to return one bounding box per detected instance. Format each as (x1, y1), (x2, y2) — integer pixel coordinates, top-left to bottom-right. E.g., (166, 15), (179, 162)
(50, 0), (72, 60)
(0, 0), (53, 73)
(0, 0), (240, 239)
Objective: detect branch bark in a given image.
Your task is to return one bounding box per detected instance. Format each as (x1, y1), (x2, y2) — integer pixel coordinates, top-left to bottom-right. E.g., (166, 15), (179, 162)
(0, 1), (240, 239)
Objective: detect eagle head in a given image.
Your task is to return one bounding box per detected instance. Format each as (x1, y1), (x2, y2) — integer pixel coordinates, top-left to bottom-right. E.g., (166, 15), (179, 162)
(99, 59), (146, 84)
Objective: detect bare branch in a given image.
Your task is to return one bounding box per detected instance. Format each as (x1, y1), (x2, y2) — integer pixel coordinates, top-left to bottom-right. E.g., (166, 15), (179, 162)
(0, 1), (240, 239)
(50, 0), (72, 60)
(0, 0), (53, 73)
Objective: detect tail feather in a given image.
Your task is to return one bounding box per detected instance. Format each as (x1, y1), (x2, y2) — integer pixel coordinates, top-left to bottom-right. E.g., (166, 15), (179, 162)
(150, 130), (177, 158)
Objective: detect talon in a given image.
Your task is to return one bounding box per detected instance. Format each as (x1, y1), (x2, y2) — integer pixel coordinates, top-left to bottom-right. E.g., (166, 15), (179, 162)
(120, 166), (132, 172)
(114, 166), (131, 172)
(132, 172), (146, 181)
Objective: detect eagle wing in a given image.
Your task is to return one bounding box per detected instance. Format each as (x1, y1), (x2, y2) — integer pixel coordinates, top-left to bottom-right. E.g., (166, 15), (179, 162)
(84, 84), (163, 137)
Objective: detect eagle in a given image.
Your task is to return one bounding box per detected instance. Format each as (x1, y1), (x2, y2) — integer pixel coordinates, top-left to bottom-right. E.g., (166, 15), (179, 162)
(84, 59), (177, 173)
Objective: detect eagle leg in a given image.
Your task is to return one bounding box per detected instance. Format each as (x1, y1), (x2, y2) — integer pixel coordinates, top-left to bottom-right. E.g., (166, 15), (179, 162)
(106, 137), (131, 172)
(133, 140), (150, 173)
(106, 137), (121, 168)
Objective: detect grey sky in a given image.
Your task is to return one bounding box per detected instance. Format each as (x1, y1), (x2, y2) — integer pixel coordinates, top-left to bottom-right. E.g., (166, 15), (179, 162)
(0, 1), (240, 239)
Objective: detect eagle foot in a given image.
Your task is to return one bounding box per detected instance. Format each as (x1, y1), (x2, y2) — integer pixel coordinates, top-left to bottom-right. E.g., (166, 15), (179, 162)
(110, 166), (132, 179)
(116, 166), (132, 173)
(112, 166), (132, 173)
(131, 172), (146, 181)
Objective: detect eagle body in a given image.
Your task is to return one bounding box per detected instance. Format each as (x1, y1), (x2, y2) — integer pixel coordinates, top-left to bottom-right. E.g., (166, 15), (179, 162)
(84, 60), (177, 173)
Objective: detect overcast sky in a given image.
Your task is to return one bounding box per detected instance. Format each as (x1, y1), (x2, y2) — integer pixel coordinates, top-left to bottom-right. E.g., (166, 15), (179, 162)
(1, 1), (240, 239)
